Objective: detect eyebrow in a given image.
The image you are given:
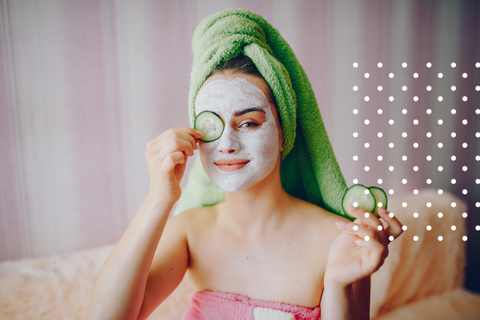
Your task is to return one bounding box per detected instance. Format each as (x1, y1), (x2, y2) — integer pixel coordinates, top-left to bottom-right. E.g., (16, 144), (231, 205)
(233, 107), (266, 117)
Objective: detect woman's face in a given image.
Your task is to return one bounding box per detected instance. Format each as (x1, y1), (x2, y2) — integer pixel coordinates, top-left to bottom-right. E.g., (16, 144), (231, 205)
(195, 73), (283, 192)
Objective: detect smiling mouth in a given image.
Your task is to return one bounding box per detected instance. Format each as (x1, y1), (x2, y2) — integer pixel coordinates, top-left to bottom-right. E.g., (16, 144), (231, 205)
(214, 159), (250, 172)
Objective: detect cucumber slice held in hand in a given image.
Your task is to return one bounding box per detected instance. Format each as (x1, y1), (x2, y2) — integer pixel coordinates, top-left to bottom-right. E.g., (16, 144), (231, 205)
(342, 184), (377, 218)
(194, 111), (225, 142)
(369, 186), (388, 217)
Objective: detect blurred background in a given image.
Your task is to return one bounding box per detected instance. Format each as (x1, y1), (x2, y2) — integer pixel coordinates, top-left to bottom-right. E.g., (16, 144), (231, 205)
(0, 0), (478, 294)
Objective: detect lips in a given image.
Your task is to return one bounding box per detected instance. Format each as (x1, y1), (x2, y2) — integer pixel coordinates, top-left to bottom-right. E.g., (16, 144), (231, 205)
(214, 159), (250, 172)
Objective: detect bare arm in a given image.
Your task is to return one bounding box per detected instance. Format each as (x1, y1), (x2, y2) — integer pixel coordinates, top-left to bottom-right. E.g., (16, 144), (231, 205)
(87, 128), (202, 320)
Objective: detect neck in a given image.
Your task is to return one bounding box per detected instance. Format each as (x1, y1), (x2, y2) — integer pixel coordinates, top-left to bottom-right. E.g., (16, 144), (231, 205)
(220, 160), (292, 236)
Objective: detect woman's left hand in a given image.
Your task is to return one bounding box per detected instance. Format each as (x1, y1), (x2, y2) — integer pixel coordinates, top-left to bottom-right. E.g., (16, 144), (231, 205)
(324, 206), (404, 288)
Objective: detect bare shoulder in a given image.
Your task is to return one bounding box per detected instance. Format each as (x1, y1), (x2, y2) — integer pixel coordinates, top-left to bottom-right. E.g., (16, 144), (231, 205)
(168, 204), (219, 237)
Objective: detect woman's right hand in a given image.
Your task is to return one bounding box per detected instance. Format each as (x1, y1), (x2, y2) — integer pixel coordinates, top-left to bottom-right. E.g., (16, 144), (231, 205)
(145, 127), (203, 205)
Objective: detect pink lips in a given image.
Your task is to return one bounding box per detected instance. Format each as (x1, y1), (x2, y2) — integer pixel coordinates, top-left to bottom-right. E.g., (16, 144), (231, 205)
(214, 159), (250, 172)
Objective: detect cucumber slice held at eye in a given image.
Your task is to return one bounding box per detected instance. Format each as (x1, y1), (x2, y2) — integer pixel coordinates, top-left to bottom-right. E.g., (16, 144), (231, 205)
(194, 111), (225, 142)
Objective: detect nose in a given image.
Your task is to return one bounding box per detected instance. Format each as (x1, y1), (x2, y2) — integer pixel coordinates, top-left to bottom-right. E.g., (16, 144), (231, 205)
(219, 146), (238, 154)
(218, 128), (240, 154)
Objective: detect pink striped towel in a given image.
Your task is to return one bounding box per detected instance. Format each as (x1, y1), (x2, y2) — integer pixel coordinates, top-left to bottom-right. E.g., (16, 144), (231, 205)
(182, 290), (321, 320)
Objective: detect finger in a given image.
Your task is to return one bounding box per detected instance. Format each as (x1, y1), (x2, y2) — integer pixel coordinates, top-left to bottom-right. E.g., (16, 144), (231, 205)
(337, 221), (377, 243)
(176, 131), (199, 150)
(378, 208), (404, 241)
(354, 237), (385, 271)
(161, 151), (186, 174)
(347, 206), (388, 245)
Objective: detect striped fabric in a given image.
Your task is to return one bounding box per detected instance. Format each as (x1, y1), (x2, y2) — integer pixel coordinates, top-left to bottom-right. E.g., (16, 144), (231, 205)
(0, 0), (478, 283)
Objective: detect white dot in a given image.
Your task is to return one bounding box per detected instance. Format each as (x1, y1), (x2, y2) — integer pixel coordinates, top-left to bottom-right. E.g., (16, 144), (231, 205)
(427, 179), (432, 184)
(438, 142), (443, 148)
(426, 109), (432, 114)
(353, 155), (358, 161)
(402, 179), (407, 184)
(438, 119), (443, 125)
(389, 166), (394, 171)
(402, 62), (407, 68)
(377, 62), (383, 68)
(462, 166), (468, 171)
(451, 225), (456, 231)
(377, 85), (383, 91)
(426, 85), (432, 91)
(402, 85), (407, 91)
(477, 109), (480, 114)
(364, 235), (370, 241)
(377, 225), (383, 231)
(477, 133), (480, 138)
(463, 142), (468, 148)
(451, 109), (456, 114)
(426, 62), (432, 68)
(477, 62), (480, 68)
(402, 155), (407, 161)
(353, 132), (358, 137)
(463, 236), (468, 241)
(364, 73), (370, 78)
(402, 132), (407, 138)
(377, 179), (383, 185)
(364, 96), (370, 102)
(463, 212), (468, 218)
(402, 202), (408, 207)
(477, 179), (480, 184)
(426, 225), (432, 231)
(438, 73), (443, 78)
(353, 85), (358, 91)
(364, 142), (370, 148)
(451, 132), (456, 138)
(413, 119), (419, 125)
(413, 166), (419, 171)
(451, 178), (456, 184)
(451, 155), (456, 161)
(413, 96), (419, 101)
(438, 236), (443, 241)
(389, 96), (394, 101)
(353, 109), (358, 114)
(426, 201), (432, 207)
(353, 178), (358, 184)
(426, 155), (432, 161)
(438, 166), (443, 171)
(477, 85), (480, 91)
(353, 62), (358, 68)
(438, 96), (443, 101)
(377, 155), (383, 161)
(389, 189), (394, 195)
(438, 212), (443, 218)
(451, 85), (456, 91)
(438, 189), (443, 195)
(462, 96), (468, 102)
(413, 190), (419, 195)
(451, 202), (457, 208)
(462, 189), (468, 195)
(463, 119), (468, 125)
(364, 166), (370, 171)
(476, 155), (480, 161)
(426, 132), (432, 138)
(389, 73), (394, 78)
(462, 72), (467, 78)
(377, 132), (383, 138)
(364, 119), (370, 125)
(377, 109), (383, 114)
(451, 62), (456, 68)
(389, 142), (394, 148)
(413, 142), (419, 148)
(402, 109), (407, 114)
(389, 119), (394, 125)
(476, 202), (480, 208)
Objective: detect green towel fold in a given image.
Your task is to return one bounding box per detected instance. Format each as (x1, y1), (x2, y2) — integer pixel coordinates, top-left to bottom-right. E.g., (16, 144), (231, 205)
(174, 8), (352, 221)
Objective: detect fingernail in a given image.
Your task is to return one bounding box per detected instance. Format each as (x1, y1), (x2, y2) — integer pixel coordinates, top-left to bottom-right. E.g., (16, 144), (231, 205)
(335, 221), (346, 227)
(348, 205), (358, 212)
(355, 239), (363, 244)
(379, 208), (387, 214)
(195, 130), (204, 137)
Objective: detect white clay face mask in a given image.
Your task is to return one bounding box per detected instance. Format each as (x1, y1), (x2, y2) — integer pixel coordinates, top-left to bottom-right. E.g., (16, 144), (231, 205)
(195, 77), (280, 193)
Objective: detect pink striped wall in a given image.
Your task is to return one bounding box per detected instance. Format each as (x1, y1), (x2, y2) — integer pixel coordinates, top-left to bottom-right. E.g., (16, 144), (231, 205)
(0, 0), (479, 291)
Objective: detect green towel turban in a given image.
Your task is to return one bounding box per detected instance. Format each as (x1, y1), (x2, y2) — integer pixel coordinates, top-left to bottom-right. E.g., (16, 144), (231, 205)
(174, 8), (352, 221)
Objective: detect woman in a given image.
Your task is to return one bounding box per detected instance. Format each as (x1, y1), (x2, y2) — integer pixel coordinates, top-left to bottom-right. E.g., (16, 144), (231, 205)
(88, 9), (403, 320)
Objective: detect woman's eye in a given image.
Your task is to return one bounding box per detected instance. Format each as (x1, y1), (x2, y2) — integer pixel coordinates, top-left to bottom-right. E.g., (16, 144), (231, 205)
(239, 122), (260, 129)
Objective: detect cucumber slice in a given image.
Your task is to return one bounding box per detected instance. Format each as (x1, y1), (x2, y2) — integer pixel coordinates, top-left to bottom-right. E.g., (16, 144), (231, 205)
(369, 186), (388, 217)
(194, 111), (225, 142)
(342, 184), (377, 218)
